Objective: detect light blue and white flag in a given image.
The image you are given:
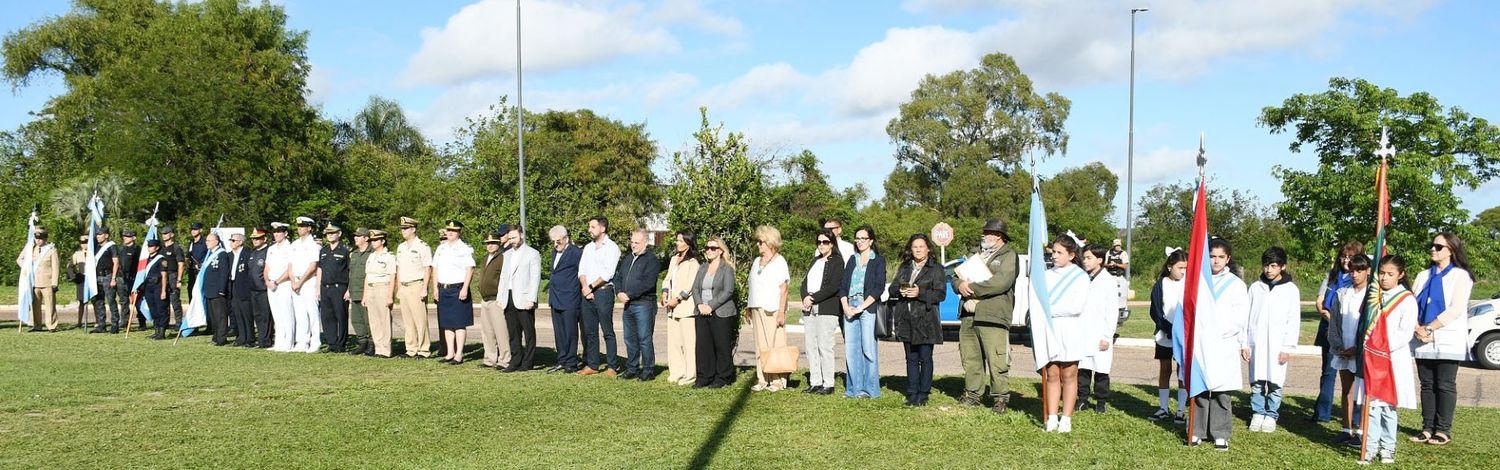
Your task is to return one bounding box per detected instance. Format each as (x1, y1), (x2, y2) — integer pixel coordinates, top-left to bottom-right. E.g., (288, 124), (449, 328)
(17, 210), (39, 326)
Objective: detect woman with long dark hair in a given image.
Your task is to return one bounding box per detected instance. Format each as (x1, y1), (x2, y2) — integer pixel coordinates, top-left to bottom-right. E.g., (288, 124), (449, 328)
(888, 234), (946, 406)
(1409, 231), (1474, 446)
(1313, 240), (1364, 423)
(840, 225), (885, 399)
(801, 228), (846, 395)
(661, 231), (702, 386)
(1032, 235), (1088, 432)
(1149, 248), (1189, 422)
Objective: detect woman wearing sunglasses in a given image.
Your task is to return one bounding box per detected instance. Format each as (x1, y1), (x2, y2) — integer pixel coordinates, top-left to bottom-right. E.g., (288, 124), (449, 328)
(1408, 232), (1474, 446)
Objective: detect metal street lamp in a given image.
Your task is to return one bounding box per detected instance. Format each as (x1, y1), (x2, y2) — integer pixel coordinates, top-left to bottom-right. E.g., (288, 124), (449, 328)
(516, 0), (528, 235)
(1125, 7), (1147, 289)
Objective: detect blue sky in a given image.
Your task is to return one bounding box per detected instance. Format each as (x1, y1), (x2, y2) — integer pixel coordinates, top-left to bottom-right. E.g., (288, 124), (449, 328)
(4, 0), (1498, 228)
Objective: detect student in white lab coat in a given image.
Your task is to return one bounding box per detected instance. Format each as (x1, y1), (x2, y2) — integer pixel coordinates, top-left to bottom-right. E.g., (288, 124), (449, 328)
(1077, 244), (1119, 414)
(1177, 237), (1250, 451)
(1246, 247), (1300, 433)
(1356, 254), (1419, 465)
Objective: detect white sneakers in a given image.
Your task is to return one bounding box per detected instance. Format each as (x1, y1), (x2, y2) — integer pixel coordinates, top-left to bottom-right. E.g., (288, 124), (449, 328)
(1044, 415), (1059, 432)
(1249, 415), (1278, 432)
(1058, 417), (1073, 433)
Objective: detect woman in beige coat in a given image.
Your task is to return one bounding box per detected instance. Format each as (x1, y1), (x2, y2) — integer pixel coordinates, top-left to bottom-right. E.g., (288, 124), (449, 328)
(661, 232), (702, 385)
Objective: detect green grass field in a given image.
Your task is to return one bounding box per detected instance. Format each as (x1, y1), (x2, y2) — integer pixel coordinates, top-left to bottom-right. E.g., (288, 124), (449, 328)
(3, 329), (1497, 468)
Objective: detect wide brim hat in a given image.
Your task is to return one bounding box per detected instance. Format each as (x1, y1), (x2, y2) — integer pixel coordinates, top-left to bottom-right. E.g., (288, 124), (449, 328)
(981, 219), (1009, 238)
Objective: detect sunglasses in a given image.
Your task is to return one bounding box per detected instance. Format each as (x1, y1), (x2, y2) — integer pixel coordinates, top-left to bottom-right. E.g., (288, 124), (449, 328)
(705, 246), (722, 251)
(1430, 244), (1448, 252)
(817, 240), (833, 245)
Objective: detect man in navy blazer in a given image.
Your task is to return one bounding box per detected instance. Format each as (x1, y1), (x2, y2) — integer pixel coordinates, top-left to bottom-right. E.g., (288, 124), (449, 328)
(228, 233), (257, 347)
(200, 233), (234, 346)
(547, 225), (585, 373)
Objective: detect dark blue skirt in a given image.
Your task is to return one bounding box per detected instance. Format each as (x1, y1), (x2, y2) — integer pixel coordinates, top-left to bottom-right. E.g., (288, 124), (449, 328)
(436, 285), (474, 329)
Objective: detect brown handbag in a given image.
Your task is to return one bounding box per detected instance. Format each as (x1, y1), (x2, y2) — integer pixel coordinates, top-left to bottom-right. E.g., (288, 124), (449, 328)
(759, 344), (801, 374)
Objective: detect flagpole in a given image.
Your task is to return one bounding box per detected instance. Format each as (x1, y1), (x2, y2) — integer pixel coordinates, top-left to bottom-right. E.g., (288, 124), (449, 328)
(1184, 134), (1206, 445)
(1359, 127), (1394, 463)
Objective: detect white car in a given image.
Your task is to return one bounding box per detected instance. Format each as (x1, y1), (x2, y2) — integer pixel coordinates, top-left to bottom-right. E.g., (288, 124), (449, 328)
(1470, 298), (1500, 369)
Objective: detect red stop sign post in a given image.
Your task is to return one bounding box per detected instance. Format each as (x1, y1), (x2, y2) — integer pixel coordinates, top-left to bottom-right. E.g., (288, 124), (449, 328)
(931, 222), (954, 263)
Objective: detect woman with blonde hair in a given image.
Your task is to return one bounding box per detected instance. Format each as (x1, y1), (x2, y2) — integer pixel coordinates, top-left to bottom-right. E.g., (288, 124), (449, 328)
(747, 225), (791, 392)
(693, 236), (738, 388)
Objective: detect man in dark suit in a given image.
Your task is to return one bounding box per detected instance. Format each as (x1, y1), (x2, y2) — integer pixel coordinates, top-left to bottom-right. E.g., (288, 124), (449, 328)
(228, 232), (256, 347)
(614, 229), (661, 381)
(246, 228), (273, 348)
(318, 223), (351, 353)
(201, 232), (233, 346)
(546, 225), (584, 373)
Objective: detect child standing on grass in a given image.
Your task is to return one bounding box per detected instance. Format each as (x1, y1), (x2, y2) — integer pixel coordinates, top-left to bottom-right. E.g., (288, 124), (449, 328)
(1245, 247), (1299, 433)
(1149, 248), (1189, 423)
(1356, 255), (1418, 465)
(1328, 254), (1372, 446)
(1077, 244), (1119, 414)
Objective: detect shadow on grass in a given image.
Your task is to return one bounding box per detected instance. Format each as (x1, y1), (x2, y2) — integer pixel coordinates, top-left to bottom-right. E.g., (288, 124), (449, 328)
(687, 377), (755, 470)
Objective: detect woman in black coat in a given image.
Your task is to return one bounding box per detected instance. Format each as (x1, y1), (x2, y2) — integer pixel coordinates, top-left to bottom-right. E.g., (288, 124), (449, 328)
(800, 228), (846, 394)
(888, 233), (947, 406)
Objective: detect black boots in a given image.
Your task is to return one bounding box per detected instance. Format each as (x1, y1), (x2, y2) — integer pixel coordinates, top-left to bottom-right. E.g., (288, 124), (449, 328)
(149, 327), (166, 340)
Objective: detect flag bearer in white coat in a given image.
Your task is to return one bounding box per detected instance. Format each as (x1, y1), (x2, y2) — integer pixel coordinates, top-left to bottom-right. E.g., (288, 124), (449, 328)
(1246, 247), (1300, 433)
(1356, 255), (1418, 465)
(1030, 235), (1089, 433)
(1077, 244), (1120, 415)
(1175, 238), (1250, 451)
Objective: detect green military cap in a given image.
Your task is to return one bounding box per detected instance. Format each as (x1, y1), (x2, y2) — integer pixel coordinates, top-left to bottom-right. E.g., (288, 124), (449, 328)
(353, 228), (370, 237)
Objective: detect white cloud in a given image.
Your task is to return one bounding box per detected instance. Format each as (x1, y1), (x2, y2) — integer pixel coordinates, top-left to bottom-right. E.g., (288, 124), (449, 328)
(709, 0), (1434, 122)
(400, 0), (679, 86)
(649, 0), (744, 36)
(642, 72), (699, 107)
(744, 113), (892, 149)
(694, 63), (811, 110)
(412, 73), (701, 141)
(1121, 146), (1201, 184)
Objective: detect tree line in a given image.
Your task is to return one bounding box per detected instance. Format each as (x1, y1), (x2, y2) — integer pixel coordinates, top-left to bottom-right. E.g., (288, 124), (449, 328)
(3, 0), (1496, 288)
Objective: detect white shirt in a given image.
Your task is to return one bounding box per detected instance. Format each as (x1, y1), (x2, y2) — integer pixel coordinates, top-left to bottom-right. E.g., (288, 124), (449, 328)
(748, 254), (790, 312)
(579, 237), (621, 286)
(290, 235), (321, 282)
(265, 240), (292, 282)
(230, 248), (242, 281)
(431, 239), (475, 284)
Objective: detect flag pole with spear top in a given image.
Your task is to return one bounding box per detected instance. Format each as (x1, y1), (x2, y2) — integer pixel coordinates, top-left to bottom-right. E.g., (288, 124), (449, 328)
(17, 205), (40, 334)
(125, 202), (160, 338)
(1359, 126), (1396, 462)
(1181, 133), (1208, 445)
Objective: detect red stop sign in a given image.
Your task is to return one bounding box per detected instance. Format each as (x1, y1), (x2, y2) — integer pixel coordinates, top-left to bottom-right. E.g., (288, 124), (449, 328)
(931, 222), (954, 247)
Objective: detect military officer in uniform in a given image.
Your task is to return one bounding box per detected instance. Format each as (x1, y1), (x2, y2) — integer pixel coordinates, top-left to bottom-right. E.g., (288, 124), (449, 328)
(318, 223), (351, 353)
(476, 228), (510, 369)
(364, 229), (397, 357)
(18, 227), (60, 332)
(247, 228), (274, 348)
(90, 227), (122, 333)
(347, 228), (374, 355)
(394, 217), (434, 358)
(68, 235), (89, 328)
(139, 239), (170, 339)
(187, 222), (207, 303)
(264, 222), (297, 351)
(290, 216), (323, 353)
(117, 229), (142, 329)
(158, 225), (186, 327)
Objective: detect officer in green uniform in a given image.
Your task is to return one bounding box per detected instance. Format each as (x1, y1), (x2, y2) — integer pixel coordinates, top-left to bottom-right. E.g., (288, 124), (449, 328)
(347, 228), (374, 355)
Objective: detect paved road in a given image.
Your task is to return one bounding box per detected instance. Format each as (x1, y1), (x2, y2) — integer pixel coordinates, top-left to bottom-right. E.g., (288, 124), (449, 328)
(5, 303), (1496, 407)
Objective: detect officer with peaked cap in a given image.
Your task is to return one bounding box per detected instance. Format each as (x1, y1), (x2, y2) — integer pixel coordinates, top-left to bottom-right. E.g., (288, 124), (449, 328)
(363, 229), (398, 357)
(289, 216), (323, 353)
(393, 217), (434, 357)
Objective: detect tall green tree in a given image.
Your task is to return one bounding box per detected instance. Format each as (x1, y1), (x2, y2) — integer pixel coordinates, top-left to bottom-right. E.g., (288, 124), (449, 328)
(667, 108), (773, 268)
(1259, 77), (1500, 271)
(767, 149), (866, 268)
(2, 0), (333, 225)
(1041, 162), (1119, 245)
(1130, 181), (1291, 282)
(883, 52), (1070, 216)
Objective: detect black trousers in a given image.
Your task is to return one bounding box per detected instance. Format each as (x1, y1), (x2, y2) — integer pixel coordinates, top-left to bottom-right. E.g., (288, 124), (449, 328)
(92, 280), (121, 328)
(1416, 359), (1460, 435)
(694, 315), (736, 387)
(167, 273), (184, 325)
(208, 296), (231, 345)
(904, 343), (935, 399)
(551, 307), (580, 369)
(230, 293), (254, 346)
(319, 283), (349, 351)
(143, 286), (168, 328)
(506, 300), (537, 370)
(251, 290), (272, 347)
(1079, 369), (1112, 402)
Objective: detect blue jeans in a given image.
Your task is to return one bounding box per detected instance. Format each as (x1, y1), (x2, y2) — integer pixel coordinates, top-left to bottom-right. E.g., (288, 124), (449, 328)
(621, 301), (656, 375)
(1250, 380), (1284, 419)
(1366, 401), (1398, 456)
(580, 286), (617, 370)
(844, 311), (881, 398)
(1315, 345), (1336, 421)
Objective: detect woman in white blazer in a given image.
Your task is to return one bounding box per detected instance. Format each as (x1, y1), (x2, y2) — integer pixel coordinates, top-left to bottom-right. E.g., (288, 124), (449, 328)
(1409, 232), (1475, 446)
